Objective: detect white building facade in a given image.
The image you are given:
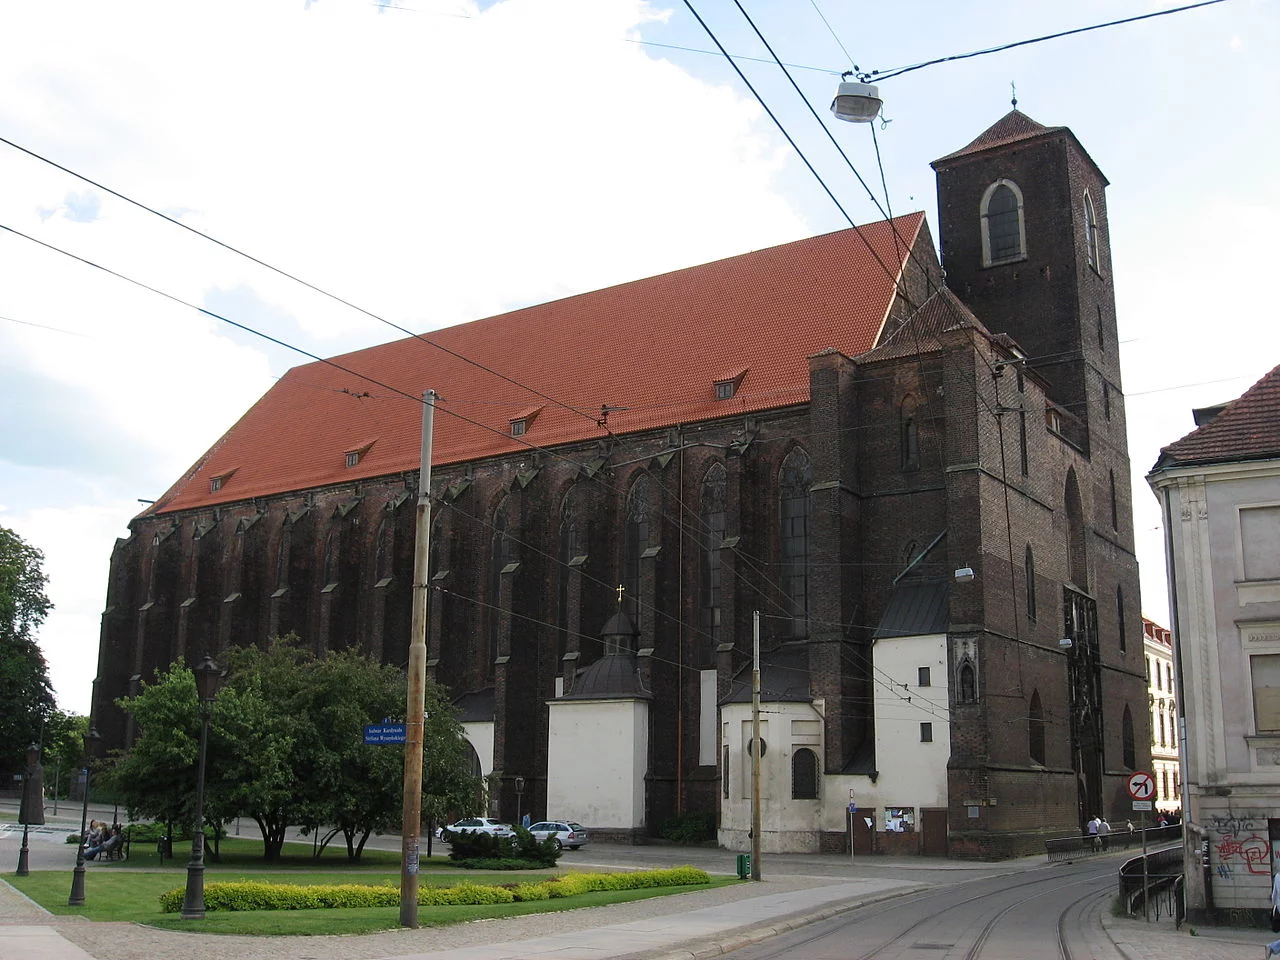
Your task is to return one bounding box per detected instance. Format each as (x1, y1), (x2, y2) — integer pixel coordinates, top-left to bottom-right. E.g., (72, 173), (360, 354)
(1147, 363), (1280, 923)
(1143, 617), (1181, 816)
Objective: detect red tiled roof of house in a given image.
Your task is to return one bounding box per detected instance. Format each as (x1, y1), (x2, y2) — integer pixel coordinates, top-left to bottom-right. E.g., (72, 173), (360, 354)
(151, 214), (927, 515)
(1153, 363), (1280, 470)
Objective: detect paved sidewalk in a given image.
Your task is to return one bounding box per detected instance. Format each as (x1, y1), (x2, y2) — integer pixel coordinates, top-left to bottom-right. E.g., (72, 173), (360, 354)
(1102, 905), (1277, 960)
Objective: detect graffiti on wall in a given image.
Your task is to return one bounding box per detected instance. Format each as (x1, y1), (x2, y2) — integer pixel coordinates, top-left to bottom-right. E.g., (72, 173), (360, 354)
(1213, 833), (1271, 875)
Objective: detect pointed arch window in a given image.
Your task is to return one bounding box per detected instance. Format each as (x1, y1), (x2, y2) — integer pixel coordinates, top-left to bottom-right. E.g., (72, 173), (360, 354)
(1025, 545), (1037, 622)
(1109, 470), (1119, 531)
(791, 747), (819, 799)
(1029, 689), (1046, 765)
(958, 661), (977, 703)
(624, 475), (650, 624)
(557, 492), (580, 665)
(374, 519), (394, 587)
(1064, 469), (1087, 588)
(699, 464), (726, 659)
(900, 396), (920, 471)
(980, 180), (1026, 266)
(779, 449), (812, 638)
(1084, 191), (1101, 270)
(487, 498), (511, 669)
(1122, 705), (1136, 770)
(1116, 585), (1127, 654)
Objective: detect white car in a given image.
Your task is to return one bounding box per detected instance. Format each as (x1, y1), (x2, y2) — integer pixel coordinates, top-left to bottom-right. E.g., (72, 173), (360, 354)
(527, 820), (589, 850)
(440, 817), (514, 841)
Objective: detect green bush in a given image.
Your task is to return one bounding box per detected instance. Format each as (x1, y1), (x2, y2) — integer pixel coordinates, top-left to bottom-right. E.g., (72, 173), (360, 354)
(158, 867), (711, 912)
(446, 827), (560, 867)
(660, 812), (716, 844)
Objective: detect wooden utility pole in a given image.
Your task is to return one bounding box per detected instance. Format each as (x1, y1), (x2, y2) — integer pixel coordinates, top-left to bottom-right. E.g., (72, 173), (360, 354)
(751, 610), (761, 880)
(400, 390), (436, 928)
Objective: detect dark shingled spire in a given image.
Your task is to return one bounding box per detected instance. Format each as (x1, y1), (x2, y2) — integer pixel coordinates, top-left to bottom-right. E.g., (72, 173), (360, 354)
(932, 109), (1063, 166)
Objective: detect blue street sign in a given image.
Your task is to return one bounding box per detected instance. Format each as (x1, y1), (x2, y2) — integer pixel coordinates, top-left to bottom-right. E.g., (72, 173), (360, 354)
(364, 723), (407, 745)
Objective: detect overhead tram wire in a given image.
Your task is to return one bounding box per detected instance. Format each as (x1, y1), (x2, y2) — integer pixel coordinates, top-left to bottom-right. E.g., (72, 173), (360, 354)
(679, 0), (920, 313)
(725, 0), (938, 304)
(0, 134), (605, 436)
(861, 0), (1233, 83)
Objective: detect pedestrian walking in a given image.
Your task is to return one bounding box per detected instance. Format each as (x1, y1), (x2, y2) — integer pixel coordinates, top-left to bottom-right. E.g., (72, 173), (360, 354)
(1266, 869), (1280, 957)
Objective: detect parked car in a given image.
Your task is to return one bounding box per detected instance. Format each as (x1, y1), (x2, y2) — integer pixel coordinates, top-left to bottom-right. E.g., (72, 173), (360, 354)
(439, 817), (514, 842)
(527, 820), (589, 850)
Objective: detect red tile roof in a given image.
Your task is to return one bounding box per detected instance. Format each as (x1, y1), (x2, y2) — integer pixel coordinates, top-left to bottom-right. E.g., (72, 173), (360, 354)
(857, 286), (990, 363)
(151, 214), (927, 515)
(1154, 363), (1280, 470)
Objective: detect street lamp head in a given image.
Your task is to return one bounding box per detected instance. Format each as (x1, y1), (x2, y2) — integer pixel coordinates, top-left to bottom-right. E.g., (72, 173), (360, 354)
(830, 73), (882, 123)
(193, 654), (225, 703)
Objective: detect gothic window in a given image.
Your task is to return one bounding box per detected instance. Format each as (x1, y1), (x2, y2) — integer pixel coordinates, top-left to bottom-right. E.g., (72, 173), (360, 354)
(1116, 586), (1127, 653)
(1103, 382), (1112, 421)
(1025, 545), (1037, 622)
(1029, 689), (1046, 765)
(556, 492), (579, 665)
(900, 396), (920, 471)
(1122, 705), (1136, 770)
(1109, 470), (1119, 531)
(1019, 410), (1029, 476)
(791, 747), (818, 799)
(374, 519), (394, 585)
(1084, 191), (1100, 269)
(1064, 469), (1087, 588)
(699, 464), (726, 660)
(624, 474), (649, 624)
(1097, 305), (1106, 351)
(322, 532), (340, 588)
(779, 448), (812, 638)
(487, 498), (510, 670)
(980, 180), (1026, 266)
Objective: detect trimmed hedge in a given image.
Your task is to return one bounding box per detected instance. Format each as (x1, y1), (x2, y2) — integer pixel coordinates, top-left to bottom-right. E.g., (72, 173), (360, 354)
(158, 866), (712, 913)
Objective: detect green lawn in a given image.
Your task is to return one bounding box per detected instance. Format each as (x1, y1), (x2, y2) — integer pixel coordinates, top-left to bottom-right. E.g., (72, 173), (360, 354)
(9, 837), (735, 936)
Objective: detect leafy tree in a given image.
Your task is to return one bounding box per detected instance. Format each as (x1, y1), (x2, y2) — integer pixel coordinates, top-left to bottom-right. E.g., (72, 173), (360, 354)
(112, 636), (483, 863)
(0, 526), (56, 773)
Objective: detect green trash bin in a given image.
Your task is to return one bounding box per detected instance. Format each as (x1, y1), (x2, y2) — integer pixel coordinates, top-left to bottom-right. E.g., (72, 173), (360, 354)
(736, 853), (751, 879)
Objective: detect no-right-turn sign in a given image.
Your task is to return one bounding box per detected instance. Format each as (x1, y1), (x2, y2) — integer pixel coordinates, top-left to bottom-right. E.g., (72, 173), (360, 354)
(1126, 771), (1155, 801)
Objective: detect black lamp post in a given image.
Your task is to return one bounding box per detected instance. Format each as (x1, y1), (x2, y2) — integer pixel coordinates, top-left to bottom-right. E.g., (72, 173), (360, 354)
(17, 743), (43, 876)
(68, 726), (102, 906)
(181, 654), (224, 921)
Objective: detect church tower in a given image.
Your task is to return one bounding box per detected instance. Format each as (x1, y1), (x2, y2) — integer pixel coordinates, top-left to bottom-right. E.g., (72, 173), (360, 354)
(931, 109), (1122, 448)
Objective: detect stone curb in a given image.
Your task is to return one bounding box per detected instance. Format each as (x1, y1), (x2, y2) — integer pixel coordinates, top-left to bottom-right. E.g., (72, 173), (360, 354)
(636, 884), (928, 960)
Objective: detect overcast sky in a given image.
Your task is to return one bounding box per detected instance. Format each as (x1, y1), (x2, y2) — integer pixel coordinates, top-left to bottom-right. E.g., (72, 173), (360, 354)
(2, 0), (1276, 715)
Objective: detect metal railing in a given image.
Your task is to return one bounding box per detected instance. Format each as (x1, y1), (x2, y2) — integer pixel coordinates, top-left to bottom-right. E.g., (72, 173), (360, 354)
(1045, 824), (1182, 862)
(1119, 846), (1185, 926)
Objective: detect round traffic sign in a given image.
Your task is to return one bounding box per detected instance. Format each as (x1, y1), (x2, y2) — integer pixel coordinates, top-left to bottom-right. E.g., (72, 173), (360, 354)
(1126, 772), (1155, 800)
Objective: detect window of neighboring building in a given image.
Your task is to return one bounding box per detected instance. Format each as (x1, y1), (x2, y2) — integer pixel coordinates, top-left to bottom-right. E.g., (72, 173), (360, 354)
(1241, 505), (1280, 581)
(780, 448), (812, 638)
(1029, 689), (1046, 765)
(791, 747), (818, 799)
(1158, 709), (1166, 747)
(1156, 660), (1163, 691)
(722, 745), (730, 798)
(1084, 191), (1101, 270)
(1251, 654), (1280, 734)
(1146, 656), (1151, 683)
(918, 666), (931, 687)
(1161, 769), (1169, 800)
(920, 722), (933, 743)
(1025, 545), (1037, 622)
(981, 180), (1026, 266)
(1122, 706), (1136, 770)
(1166, 663), (1173, 690)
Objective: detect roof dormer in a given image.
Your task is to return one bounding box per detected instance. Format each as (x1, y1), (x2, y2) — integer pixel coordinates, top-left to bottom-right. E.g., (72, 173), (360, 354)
(713, 367), (748, 401)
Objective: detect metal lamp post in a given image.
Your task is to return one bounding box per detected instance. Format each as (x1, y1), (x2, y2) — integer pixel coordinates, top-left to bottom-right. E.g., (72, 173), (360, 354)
(17, 743), (42, 876)
(181, 654), (224, 921)
(67, 726), (102, 906)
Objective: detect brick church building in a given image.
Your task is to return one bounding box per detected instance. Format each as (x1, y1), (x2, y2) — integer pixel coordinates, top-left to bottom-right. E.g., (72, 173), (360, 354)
(93, 110), (1151, 857)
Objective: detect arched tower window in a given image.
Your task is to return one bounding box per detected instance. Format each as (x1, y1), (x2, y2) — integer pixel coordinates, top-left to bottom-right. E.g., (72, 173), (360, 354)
(1064, 468), (1087, 588)
(1116, 585), (1127, 654)
(1084, 191), (1100, 269)
(1122, 705), (1136, 770)
(779, 448), (812, 638)
(900, 395), (920, 470)
(791, 747), (819, 800)
(1025, 544), (1037, 622)
(1109, 469), (1119, 531)
(1029, 689), (1046, 765)
(699, 463), (726, 660)
(980, 179), (1026, 266)
(623, 474), (650, 624)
